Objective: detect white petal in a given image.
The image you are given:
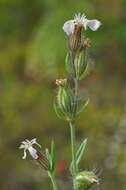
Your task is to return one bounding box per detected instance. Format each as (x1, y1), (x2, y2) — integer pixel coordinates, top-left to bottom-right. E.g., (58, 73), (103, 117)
(35, 142), (41, 148)
(19, 144), (25, 149)
(29, 147), (38, 159)
(21, 141), (27, 145)
(22, 149), (27, 159)
(87, 19), (101, 31)
(63, 20), (75, 35)
(26, 139), (30, 143)
(31, 138), (37, 144)
(31, 138), (41, 148)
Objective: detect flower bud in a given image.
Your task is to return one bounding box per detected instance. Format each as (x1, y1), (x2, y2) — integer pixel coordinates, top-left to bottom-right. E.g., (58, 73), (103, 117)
(55, 79), (76, 121)
(75, 171), (99, 190)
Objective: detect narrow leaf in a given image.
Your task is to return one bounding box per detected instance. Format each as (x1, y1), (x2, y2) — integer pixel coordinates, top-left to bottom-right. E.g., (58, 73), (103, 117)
(65, 53), (75, 75)
(54, 102), (66, 119)
(65, 53), (71, 73)
(70, 139), (87, 172)
(76, 138), (87, 166)
(77, 99), (89, 115)
(50, 141), (56, 173)
(78, 50), (92, 81)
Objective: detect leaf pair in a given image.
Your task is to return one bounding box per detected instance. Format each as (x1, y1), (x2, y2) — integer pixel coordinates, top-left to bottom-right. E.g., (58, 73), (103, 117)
(70, 139), (87, 174)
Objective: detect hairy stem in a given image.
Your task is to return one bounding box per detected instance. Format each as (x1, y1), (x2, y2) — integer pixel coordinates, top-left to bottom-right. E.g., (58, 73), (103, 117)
(70, 75), (79, 190)
(48, 172), (58, 190)
(69, 121), (77, 190)
(74, 78), (78, 99)
(70, 121), (77, 175)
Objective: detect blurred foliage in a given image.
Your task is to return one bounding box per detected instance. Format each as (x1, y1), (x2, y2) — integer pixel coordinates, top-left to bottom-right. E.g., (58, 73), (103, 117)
(0, 0), (126, 190)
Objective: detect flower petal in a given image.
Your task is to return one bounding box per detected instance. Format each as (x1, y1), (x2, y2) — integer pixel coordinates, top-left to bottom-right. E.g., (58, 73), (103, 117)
(29, 147), (38, 159)
(87, 19), (101, 31)
(22, 149), (27, 159)
(21, 141), (27, 145)
(19, 144), (25, 149)
(63, 20), (75, 35)
(35, 142), (41, 148)
(31, 138), (37, 144)
(26, 139), (30, 143)
(31, 138), (41, 147)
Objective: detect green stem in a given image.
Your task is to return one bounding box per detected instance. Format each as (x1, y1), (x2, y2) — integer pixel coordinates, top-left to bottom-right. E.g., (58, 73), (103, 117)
(74, 78), (78, 97)
(48, 172), (58, 190)
(69, 121), (77, 190)
(70, 52), (79, 190)
(69, 121), (77, 175)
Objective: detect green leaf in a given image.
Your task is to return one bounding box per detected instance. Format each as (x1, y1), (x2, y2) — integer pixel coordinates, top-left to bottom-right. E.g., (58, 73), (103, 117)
(65, 53), (74, 75)
(76, 139), (87, 166)
(65, 53), (71, 72)
(70, 139), (87, 172)
(79, 61), (89, 80)
(45, 142), (56, 173)
(65, 53), (69, 67)
(79, 56), (94, 80)
(53, 102), (66, 119)
(50, 141), (56, 173)
(77, 99), (89, 115)
(74, 51), (84, 79)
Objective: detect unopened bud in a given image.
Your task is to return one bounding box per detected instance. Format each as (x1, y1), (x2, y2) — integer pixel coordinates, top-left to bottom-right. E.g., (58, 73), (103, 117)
(55, 80), (76, 121)
(75, 171), (99, 190)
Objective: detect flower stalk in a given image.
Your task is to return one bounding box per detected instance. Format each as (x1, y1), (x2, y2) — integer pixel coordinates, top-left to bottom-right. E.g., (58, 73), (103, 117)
(62, 13), (101, 190)
(69, 121), (77, 176)
(48, 171), (58, 190)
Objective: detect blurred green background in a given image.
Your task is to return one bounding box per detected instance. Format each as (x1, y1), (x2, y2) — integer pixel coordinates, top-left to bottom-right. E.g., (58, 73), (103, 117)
(0, 0), (126, 189)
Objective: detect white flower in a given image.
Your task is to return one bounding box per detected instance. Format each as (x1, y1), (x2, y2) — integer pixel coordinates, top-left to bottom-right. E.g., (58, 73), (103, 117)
(19, 138), (41, 159)
(63, 13), (101, 35)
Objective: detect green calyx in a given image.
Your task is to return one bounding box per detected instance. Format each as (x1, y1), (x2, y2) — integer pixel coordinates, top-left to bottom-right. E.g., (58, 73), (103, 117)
(54, 86), (76, 121)
(75, 171), (99, 190)
(54, 84), (89, 122)
(66, 50), (90, 81)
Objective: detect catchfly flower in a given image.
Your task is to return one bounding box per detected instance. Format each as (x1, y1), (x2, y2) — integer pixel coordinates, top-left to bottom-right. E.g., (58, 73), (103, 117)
(19, 138), (41, 159)
(63, 13), (101, 35)
(19, 138), (49, 170)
